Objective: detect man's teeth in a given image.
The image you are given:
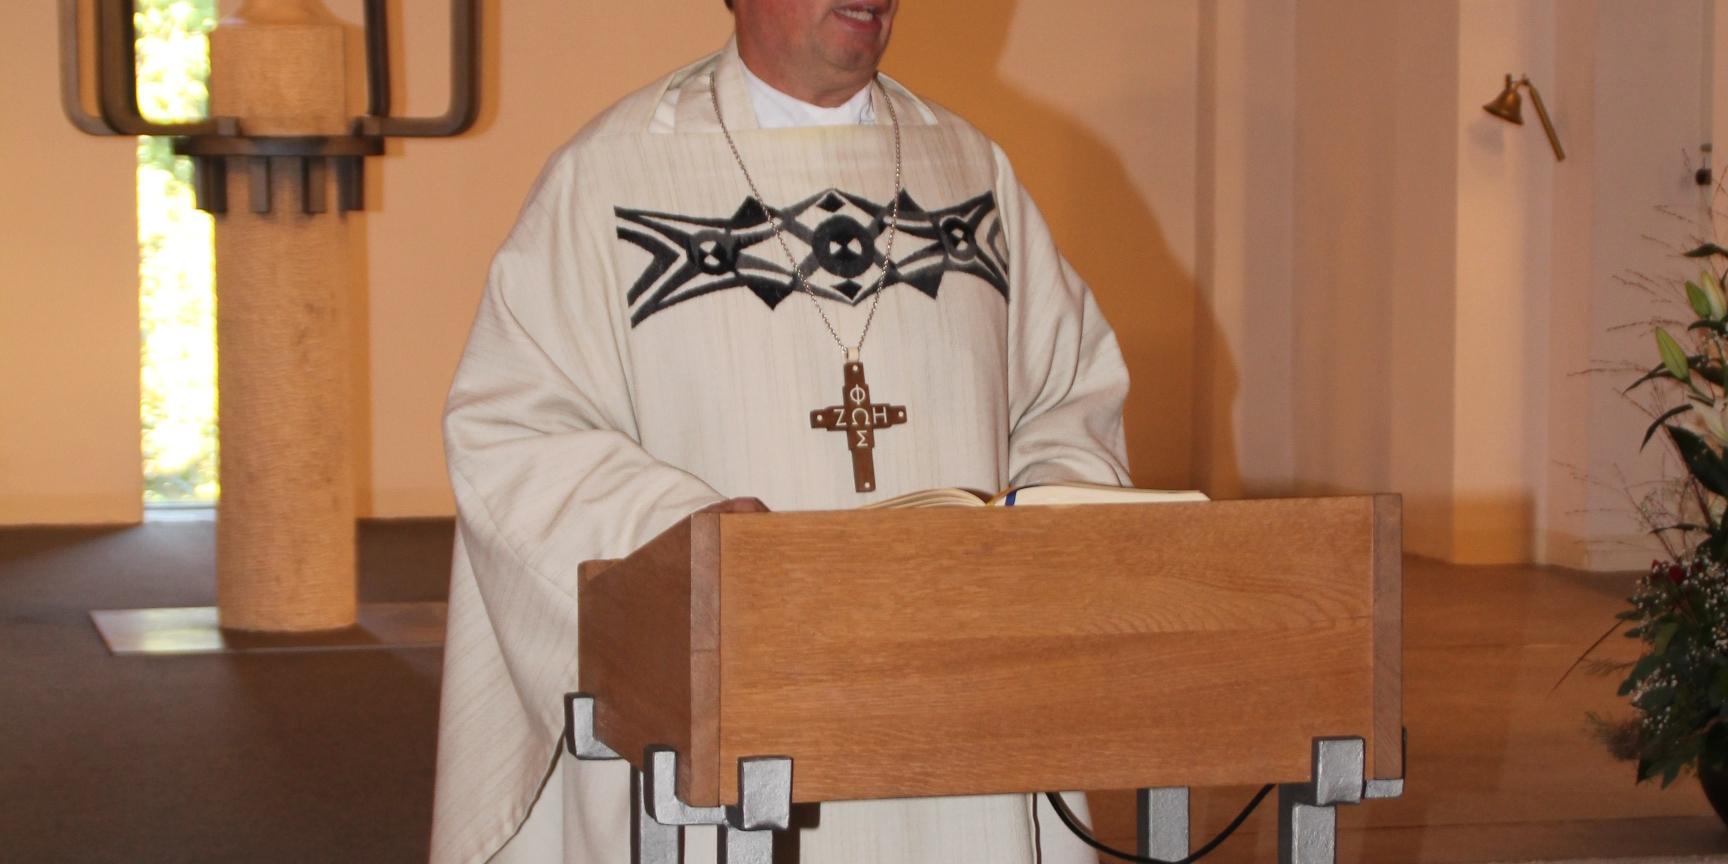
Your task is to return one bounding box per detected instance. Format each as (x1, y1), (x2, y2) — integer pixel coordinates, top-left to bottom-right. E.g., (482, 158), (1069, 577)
(837, 8), (875, 22)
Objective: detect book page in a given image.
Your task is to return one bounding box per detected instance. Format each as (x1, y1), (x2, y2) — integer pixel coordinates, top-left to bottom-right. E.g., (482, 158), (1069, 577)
(862, 488), (989, 509)
(989, 482), (1210, 507)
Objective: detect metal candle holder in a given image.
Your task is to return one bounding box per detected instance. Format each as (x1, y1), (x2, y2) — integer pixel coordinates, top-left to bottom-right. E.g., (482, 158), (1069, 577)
(58, 0), (479, 214)
(57, 0), (480, 639)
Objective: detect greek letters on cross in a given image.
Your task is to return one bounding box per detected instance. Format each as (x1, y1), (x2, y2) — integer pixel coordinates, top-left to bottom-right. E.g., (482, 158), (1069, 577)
(809, 360), (908, 494)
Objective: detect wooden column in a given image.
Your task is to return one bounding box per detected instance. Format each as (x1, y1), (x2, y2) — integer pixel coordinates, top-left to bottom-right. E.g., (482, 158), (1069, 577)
(208, 0), (355, 632)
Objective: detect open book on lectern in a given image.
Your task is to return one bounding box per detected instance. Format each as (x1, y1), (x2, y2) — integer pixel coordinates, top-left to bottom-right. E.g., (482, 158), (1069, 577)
(865, 481), (1209, 510)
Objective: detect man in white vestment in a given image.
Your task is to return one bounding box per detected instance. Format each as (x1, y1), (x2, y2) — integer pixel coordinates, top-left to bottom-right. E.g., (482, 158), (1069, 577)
(431, 1), (1132, 861)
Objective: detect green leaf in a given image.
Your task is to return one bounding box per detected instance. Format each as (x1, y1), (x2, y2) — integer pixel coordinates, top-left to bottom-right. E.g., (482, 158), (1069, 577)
(1669, 425), (1728, 497)
(1705, 531), (1728, 561)
(1622, 653), (1666, 695)
(1623, 350), (1722, 391)
(1688, 281), (1712, 318)
(1644, 404), (1695, 448)
(1702, 734), (1728, 778)
(1627, 362), (1675, 393)
(1637, 757), (1657, 783)
(1658, 329), (1692, 383)
(1654, 621), (1680, 655)
(1649, 522), (1707, 536)
(1685, 243), (1728, 260)
(1636, 685), (1677, 713)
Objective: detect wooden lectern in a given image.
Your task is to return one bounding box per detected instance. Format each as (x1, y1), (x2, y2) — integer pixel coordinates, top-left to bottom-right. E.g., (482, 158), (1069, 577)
(567, 496), (1404, 863)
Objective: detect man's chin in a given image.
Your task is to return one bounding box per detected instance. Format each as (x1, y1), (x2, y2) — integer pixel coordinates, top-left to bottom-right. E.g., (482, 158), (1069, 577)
(824, 46), (889, 77)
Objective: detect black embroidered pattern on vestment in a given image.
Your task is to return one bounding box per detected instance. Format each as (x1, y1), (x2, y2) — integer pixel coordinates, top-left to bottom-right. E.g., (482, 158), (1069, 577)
(615, 188), (1009, 326)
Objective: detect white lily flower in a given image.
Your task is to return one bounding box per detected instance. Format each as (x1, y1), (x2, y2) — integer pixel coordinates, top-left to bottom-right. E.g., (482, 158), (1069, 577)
(1703, 401), (1728, 446)
(1705, 269), (1728, 320)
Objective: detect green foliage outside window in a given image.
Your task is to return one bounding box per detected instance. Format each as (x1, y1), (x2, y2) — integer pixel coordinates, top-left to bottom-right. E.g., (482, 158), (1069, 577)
(136, 0), (218, 503)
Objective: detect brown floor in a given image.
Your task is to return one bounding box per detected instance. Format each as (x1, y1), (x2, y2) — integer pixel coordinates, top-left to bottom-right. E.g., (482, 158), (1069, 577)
(2, 520), (1726, 862)
(1086, 558), (1728, 862)
(0, 517), (451, 864)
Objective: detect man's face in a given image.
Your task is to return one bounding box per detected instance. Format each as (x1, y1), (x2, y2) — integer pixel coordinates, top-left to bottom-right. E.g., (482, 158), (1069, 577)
(734, 0), (898, 105)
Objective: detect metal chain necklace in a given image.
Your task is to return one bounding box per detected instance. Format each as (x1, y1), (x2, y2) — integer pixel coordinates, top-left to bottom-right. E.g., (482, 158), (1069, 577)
(710, 69), (903, 358)
(710, 68), (910, 495)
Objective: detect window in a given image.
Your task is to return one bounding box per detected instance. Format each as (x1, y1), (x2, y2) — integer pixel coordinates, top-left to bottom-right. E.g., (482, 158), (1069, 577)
(136, 0), (217, 504)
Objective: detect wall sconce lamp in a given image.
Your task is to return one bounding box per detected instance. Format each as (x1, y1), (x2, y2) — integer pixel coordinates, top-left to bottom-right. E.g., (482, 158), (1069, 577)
(1483, 74), (1566, 162)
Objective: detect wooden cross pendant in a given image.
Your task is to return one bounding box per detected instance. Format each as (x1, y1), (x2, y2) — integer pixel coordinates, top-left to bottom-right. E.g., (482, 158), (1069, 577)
(809, 358), (908, 493)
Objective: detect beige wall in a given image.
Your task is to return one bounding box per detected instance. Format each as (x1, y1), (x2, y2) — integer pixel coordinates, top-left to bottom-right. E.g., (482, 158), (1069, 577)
(1545, 0), (1716, 569)
(1289, 0), (1400, 507)
(1192, 0), (1296, 500)
(0, 3), (143, 525)
(1388, 1), (1463, 560)
(1719, 0), (1728, 248)
(1543, 0), (1599, 568)
(1452, 0), (1557, 564)
(1189, 0), (1724, 568)
(0, 1), (1200, 524)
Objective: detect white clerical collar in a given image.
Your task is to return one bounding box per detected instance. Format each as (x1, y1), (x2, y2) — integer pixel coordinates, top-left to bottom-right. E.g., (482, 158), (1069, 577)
(740, 62), (876, 129)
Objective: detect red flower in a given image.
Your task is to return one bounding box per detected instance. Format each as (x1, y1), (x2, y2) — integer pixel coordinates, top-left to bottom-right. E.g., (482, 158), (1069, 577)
(1668, 563), (1689, 585)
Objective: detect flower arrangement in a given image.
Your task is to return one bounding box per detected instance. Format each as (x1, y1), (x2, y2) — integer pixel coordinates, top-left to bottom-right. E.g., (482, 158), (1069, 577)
(1610, 239), (1728, 786)
(1615, 556), (1728, 785)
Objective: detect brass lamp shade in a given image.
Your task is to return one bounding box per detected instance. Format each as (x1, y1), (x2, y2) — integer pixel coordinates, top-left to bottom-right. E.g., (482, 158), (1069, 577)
(1483, 73), (1565, 161)
(1483, 74), (1523, 124)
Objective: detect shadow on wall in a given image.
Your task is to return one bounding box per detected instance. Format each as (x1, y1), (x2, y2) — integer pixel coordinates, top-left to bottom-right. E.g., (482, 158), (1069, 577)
(885, 0), (1226, 490)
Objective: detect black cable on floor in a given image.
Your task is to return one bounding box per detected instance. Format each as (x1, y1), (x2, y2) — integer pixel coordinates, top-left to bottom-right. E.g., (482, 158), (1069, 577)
(1042, 785), (1274, 864)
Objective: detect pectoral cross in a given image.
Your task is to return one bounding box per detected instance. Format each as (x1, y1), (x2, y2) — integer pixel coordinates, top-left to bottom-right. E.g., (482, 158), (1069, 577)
(810, 357), (908, 494)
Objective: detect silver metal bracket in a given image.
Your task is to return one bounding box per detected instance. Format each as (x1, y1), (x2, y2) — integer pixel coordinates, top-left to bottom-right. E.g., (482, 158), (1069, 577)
(643, 747), (729, 826)
(642, 747), (792, 864)
(716, 825), (775, 864)
(729, 756), (794, 832)
(1136, 786), (1189, 860)
(563, 693), (620, 760)
(1138, 732), (1403, 864)
(1312, 737), (1365, 806)
(631, 768), (682, 864)
(561, 694), (795, 864)
(1278, 737), (1365, 864)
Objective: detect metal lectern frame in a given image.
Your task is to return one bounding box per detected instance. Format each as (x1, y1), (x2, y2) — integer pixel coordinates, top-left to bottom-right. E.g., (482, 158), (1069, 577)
(569, 693), (791, 864)
(566, 693), (1405, 864)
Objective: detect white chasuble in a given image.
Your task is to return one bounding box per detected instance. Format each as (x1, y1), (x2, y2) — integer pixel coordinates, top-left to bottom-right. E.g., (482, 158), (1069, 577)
(432, 42), (1132, 864)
